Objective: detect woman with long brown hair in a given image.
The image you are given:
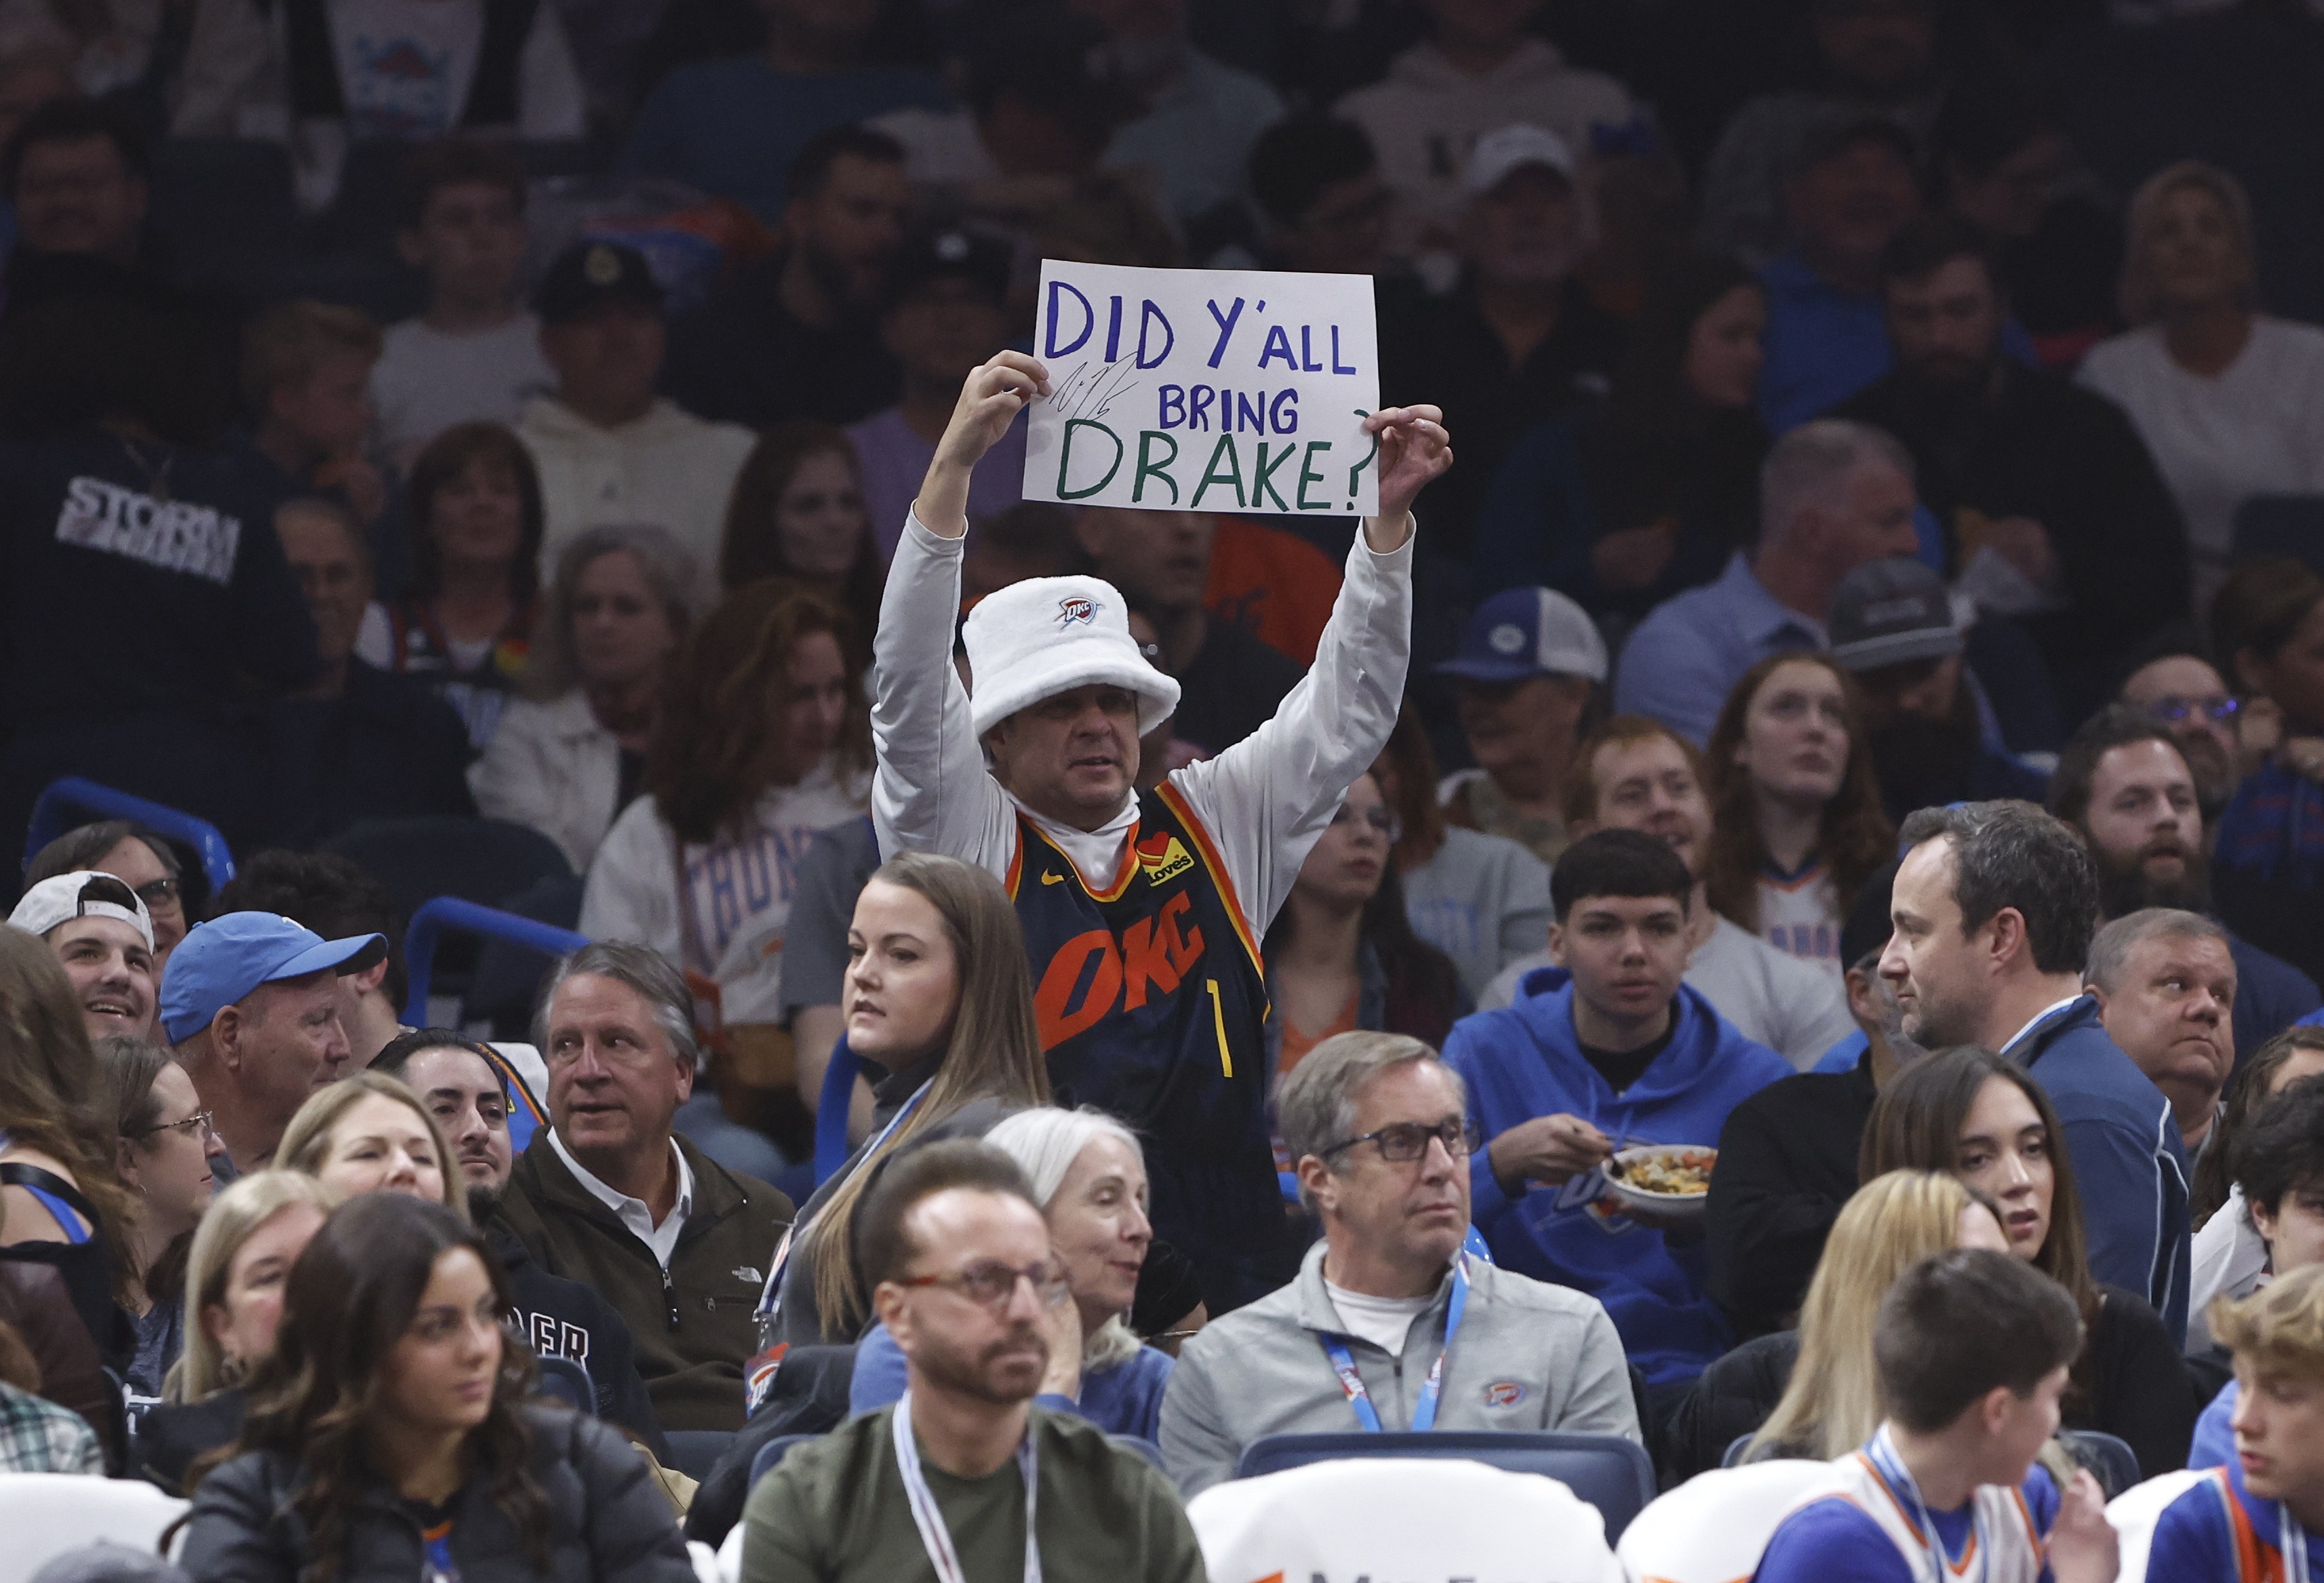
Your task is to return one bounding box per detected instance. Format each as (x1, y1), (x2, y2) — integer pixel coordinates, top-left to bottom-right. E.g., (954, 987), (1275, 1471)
(717, 421), (884, 641)
(178, 1194), (691, 1583)
(1861, 1044), (2194, 1478)
(1702, 651), (1894, 980)
(363, 423), (549, 749)
(579, 579), (872, 1049)
(763, 851), (1050, 1346)
(0, 924), (139, 1360)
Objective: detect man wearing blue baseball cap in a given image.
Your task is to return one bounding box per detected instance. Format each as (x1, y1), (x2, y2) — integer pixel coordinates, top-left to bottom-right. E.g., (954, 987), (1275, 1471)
(1436, 584), (1609, 864)
(159, 913), (387, 1173)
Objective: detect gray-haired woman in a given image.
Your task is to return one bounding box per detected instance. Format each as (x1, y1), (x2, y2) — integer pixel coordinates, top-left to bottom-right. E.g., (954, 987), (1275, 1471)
(843, 1106), (1182, 1439)
(467, 525), (701, 870)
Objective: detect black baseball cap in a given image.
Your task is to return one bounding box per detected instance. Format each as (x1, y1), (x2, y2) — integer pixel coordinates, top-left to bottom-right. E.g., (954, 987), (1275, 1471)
(884, 226), (1012, 313)
(532, 239), (664, 324)
(1829, 557), (1961, 673)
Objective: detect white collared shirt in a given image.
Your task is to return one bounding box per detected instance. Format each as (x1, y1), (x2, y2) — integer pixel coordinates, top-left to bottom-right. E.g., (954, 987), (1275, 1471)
(548, 1129), (694, 1269)
(1999, 995), (2086, 1058)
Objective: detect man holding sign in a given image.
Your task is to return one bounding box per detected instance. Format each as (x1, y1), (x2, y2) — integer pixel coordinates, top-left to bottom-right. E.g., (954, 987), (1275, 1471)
(871, 339), (1451, 1313)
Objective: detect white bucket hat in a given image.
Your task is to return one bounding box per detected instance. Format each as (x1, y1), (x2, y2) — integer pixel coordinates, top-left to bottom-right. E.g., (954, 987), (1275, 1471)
(962, 575), (1181, 739)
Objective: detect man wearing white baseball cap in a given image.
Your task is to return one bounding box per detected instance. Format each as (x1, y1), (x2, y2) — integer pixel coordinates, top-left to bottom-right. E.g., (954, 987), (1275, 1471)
(8, 870), (159, 1041)
(872, 348), (1451, 1310)
(159, 912), (387, 1173)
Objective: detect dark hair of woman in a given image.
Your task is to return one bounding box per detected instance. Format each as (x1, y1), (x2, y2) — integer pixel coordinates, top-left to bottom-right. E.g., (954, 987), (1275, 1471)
(644, 579), (872, 845)
(1701, 650), (1896, 934)
(2195, 1025), (2324, 1227)
(1263, 858), (1463, 1049)
(718, 421), (884, 622)
(1584, 252), (1770, 559)
(405, 422), (547, 606)
(1374, 703), (1451, 872)
(1859, 1045), (2103, 1406)
(204, 1195), (549, 1583)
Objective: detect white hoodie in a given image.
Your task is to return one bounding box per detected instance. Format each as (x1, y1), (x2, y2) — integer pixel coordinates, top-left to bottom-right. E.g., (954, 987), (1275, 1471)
(517, 395), (756, 587)
(1335, 38), (1635, 245)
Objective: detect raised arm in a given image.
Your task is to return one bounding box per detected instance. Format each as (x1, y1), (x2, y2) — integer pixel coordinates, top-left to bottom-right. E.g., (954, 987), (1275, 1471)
(1170, 407), (1451, 929)
(871, 355), (1052, 877)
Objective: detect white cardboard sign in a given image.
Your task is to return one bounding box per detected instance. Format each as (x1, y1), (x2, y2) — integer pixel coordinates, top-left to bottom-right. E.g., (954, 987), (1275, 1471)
(1021, 260), (1381, 518)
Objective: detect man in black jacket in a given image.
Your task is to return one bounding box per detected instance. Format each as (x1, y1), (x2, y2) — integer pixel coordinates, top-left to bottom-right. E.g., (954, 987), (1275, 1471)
(373, 1033), (669, 1458)
(1703, 866), (1913, 1342)
(494, 942), (793, 1432)
(1830, 214), (2189, 722)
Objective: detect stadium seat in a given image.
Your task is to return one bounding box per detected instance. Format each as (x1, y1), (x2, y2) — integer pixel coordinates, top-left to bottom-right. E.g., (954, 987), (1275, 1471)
(2058, 1428), (2143, 1500)
(1615, 1459), (1844, 1583)
(2107, 1466), (2210, 1583)
(0, 1472), (189, 1583)
(146, 140), (300, 288)
(2232, 494), (2324, 579)
(467, 872), (588, 1037)
(1189, 1456), (1621, 1582)
(1232, 1430), (1655, 1540)
(324, 817), (573, 1000)
(534, 1355), (595, 1414)
(747, 1432), (821, 1488)
(665, 1429), (738, 1483)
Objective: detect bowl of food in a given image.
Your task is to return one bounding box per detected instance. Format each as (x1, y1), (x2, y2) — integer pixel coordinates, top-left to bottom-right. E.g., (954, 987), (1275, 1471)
(1599, 1144), (1717, 1220)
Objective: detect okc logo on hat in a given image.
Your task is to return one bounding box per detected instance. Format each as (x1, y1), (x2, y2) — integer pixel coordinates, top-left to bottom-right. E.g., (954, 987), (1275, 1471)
(1481, 1380), (1529, 1409)
(1055, 595), (1100, 628)
(1489, 622), (1527, 656)
(584, 244), (623, 285)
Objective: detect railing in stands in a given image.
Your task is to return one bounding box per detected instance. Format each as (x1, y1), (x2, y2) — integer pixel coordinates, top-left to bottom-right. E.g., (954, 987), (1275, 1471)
(24, 777), (237, 887)
(401, 895), (589, 1025)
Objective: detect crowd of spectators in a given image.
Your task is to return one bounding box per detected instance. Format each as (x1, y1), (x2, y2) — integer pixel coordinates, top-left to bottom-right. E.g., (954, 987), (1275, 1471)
(16, 0), (2324, 1578)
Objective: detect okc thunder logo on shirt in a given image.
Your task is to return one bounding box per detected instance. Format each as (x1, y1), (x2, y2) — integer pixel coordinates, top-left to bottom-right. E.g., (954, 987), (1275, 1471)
(1481, 1380), (1528, 1409)
(1056, 596), (1099, 628)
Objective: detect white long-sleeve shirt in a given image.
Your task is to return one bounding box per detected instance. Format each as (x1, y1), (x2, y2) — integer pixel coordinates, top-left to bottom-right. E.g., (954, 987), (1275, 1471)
(871, 511), (1413, 931)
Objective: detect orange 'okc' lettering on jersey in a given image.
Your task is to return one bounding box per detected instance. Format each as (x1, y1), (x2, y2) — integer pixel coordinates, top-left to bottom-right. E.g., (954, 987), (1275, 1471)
(1031, 891), (1207, 1048)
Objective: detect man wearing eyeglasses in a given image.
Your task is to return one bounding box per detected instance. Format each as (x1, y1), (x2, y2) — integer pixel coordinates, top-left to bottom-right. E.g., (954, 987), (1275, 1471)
(1441, 829), (1792, 1418)
(745, 1139), (1205, 1583)
(2119, 651), (2245, 824)
(21, 818), (188, 968)
(9, 870), (159, 1042)
(1157, 1030), (1637, 1498)
(2048, 707), (2319, 1062)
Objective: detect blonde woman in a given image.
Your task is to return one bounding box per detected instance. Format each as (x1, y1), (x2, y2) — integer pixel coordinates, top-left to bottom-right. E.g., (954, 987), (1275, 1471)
(2078, 160), (2324, 614)
(1663, 1170), (2005, 1479)
(846, 1107), (1178, 1438)
(275, 1070), (671, 1456)
(131, 1170), (334, 1491)
(276, 1070), (465, 1220)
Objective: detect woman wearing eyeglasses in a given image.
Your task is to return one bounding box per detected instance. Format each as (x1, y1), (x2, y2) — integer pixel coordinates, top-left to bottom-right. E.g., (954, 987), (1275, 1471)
(1261, 772), (1469, 1083)
(94, 1036), (228, 1402)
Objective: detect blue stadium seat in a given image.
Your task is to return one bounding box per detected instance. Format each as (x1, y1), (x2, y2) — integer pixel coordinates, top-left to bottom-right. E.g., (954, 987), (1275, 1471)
(2057, 1429), (2141, 1500)
(1232, 1430), (1657, 1540)
(748, 1432), (822, 1487)
(534, 1355), (595, 1414)
(665, 1429), (737, 1482)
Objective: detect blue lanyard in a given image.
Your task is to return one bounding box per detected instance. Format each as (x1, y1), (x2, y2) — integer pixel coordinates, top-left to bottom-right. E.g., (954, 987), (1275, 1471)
(1317, 1258), (1468, 1432)
(1867, 1425), (1984, 1583)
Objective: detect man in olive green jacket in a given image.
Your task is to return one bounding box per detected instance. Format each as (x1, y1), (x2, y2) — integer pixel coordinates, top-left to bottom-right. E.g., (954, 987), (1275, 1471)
(495, 942), (792, 1432)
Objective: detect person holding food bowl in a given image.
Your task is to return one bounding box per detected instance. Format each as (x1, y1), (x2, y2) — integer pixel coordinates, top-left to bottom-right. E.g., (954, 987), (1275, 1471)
(1442, 828), (1794, 1416)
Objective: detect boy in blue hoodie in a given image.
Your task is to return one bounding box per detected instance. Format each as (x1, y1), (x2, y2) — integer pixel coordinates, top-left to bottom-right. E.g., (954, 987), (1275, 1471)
(1442, 829), (1792, 1402)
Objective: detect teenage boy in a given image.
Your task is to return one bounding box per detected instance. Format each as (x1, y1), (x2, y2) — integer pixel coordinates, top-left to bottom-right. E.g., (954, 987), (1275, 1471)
(1442, 828), (1792, 1403)
(372, 140), (555, 464)
(1754, 1248), (2116, 1583)
(244, 299), (389, 536)
(2150, 1266), (2324, 1579)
